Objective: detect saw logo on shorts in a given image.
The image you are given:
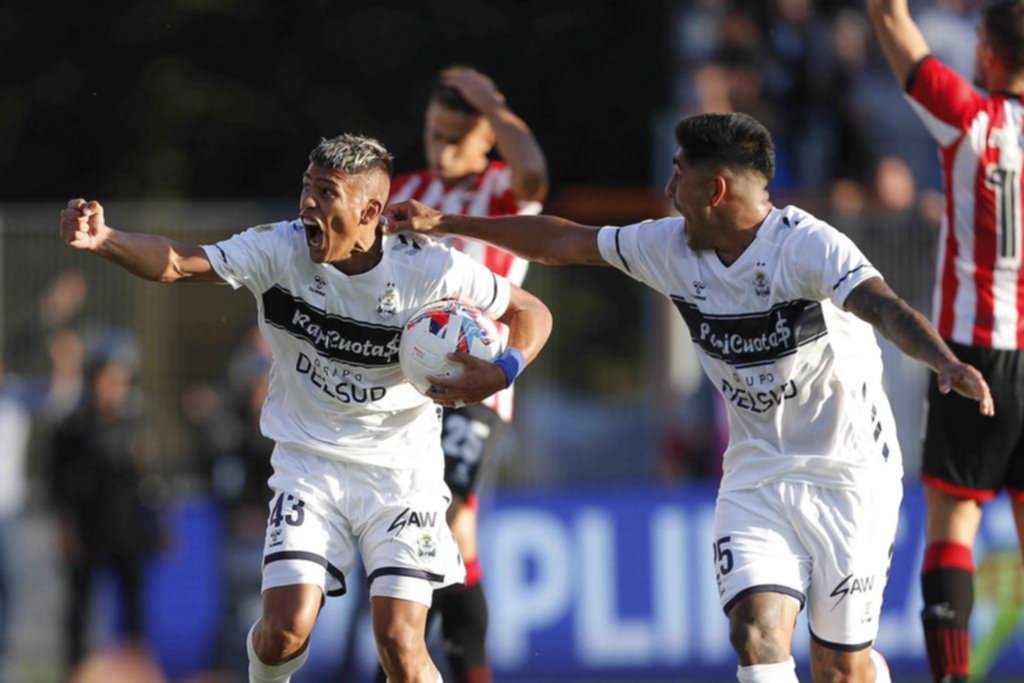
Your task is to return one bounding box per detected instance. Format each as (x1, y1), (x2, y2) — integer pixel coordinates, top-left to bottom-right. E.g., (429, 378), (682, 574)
(387, 507), (439, 534)
(262, 285), (402, 367)
(829, 573), (876, 609)
(672, 297), (827, 368)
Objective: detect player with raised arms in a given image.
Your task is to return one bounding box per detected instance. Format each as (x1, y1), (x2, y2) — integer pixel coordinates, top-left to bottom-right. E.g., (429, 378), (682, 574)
(58, 133), (552, 683)
(869, 1), (1024, 681)
(384, 65), (548, 683)
(386, 112), (994, 683)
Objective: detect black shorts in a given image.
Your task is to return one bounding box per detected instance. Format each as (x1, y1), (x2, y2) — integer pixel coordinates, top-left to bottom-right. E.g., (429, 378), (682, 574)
(441, 405), (505, 499)
(922, 340), (1024, 502)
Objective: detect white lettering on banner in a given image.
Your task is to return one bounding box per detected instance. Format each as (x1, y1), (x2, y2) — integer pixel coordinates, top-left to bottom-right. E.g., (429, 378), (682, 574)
(575, 509), (692, 665)
(651, 509), (689, 660)
(576, 510), (658, 665)
(489, 510), (572, 665)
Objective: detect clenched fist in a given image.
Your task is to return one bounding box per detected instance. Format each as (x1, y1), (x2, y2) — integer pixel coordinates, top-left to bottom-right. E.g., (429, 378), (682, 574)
(60, 199), (110, 251)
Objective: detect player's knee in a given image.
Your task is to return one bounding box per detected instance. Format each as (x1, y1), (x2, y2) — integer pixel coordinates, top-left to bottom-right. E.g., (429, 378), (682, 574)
(255, 611), (315, 664)
(810, 649), (873, 683)
(374, 619), (426, 676)
(728, 607), (789, 664)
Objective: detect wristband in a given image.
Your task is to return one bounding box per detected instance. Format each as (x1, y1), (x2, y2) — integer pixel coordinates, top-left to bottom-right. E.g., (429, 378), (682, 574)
(493, 348), (525, 388)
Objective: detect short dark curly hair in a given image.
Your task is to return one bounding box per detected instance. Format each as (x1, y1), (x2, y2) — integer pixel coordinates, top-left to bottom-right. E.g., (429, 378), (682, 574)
(984, 1), (1024, 75)
(674, 112), (775, 182)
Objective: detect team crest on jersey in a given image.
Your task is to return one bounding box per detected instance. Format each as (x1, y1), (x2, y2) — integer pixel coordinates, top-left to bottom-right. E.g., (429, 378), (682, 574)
(377, 282), (400, 319)
(753, 270), (770, 297)
(416, 533), (437, 559)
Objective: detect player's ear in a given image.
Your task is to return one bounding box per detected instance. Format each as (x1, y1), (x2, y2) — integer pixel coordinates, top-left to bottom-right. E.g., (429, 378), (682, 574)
(361, 198), (384, 225)
(709, 175), (728, 207)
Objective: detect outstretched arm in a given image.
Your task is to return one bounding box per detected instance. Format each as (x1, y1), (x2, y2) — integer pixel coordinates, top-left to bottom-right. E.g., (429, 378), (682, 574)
(844, 277), (994, 415)
(867, 0), (932, 87)
(384, 199), (605, 266)
(444, 68), (549, 203)
(59, 199), (222, 283)
(428, 284), (553, 407)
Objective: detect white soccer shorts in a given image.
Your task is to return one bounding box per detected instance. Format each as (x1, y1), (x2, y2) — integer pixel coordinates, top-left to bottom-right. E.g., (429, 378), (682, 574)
(260, 443), (465, 607)
(713, 476), (902, 649)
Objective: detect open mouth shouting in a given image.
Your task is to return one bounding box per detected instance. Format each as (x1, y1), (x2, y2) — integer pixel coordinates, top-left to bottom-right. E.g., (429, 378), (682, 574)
(302, 217), (326, 258)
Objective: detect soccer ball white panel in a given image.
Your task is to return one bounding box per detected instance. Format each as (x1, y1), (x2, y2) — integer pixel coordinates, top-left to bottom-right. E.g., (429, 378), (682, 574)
(399, 300), (502, 396)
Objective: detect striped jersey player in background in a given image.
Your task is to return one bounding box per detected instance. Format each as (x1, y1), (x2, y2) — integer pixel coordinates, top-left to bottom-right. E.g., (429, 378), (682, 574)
(382, 66), (548, 683)
(386, 112), (994, 683)
(59, 134), (553, 683)
(870, 2), (1024, 681)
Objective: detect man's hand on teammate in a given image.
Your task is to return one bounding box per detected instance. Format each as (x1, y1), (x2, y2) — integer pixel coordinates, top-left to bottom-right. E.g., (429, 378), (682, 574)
(427, 353), (507, 408)
(384, 200), (447, 236)
(60, 199), (110, 251)
(441, 67), (506, 116)
(937, 358), (995, 416)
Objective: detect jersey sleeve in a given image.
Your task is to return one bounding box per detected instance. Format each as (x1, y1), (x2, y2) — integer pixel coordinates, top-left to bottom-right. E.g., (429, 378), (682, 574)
(904, 56), (985, 147)
(789, 224), (882, 308)
(201, 222), (292, 294)
(439, 247), (512, 320)
(596, 218), (675, 292)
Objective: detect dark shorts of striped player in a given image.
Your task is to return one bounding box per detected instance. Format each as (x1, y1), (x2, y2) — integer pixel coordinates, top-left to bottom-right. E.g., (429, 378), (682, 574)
(441, 404), (505, 499)
(922, 340), (1024, 503)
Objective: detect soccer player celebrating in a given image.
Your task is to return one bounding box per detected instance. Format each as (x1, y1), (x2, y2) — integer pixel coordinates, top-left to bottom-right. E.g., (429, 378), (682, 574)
(58, 133), (552, 683)
(869, 2), (1024, 681)
(385, 66), (548, 683)
(386, 112), (995, 683)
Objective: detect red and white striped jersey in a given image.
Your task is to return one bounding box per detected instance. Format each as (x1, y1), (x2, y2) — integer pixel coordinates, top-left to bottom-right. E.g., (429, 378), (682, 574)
(389, 160), (542, 420)
(906, 56), (1024, 349)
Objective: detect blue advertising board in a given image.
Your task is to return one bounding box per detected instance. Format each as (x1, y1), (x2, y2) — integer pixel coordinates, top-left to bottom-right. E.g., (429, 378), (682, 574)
(138, 484), (1023, 681)
(478, 483), (1024, 680)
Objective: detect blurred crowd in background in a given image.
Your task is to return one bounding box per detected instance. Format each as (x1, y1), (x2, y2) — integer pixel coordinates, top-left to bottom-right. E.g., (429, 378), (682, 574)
(0, 0), (996, 680)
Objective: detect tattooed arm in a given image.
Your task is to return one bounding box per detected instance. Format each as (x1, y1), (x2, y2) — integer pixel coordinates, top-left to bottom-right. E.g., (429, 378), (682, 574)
(845, 277), (994, 416)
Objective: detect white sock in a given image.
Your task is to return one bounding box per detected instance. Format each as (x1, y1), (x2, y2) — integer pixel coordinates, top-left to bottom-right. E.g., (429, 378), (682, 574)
(737, 657), (798, 682)
(247, 621), (310, 683)
(870, 649), (891, 683)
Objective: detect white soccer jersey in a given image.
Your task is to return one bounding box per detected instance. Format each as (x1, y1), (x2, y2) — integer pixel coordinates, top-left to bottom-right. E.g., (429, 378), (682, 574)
(598, 206), (903, 492)
(203, 221), (511, 469)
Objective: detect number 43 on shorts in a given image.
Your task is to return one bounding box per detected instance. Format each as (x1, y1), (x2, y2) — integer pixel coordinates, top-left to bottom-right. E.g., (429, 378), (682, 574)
(270, 492), (306, 528)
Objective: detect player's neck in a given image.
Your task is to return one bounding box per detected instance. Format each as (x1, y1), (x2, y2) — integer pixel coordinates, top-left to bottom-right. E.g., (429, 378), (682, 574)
(988, 68), (1024, 96)
(332, 227), (383, 276)
(712, 203), (772, 267)
(438, 159), (488, 187)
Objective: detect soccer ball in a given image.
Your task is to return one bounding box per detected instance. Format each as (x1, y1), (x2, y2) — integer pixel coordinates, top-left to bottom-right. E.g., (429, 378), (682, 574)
(400, 299), (502, 395)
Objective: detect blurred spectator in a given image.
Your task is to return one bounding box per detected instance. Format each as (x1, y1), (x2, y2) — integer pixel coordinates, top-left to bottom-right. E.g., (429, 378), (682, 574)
(49, 336), (162, 670)
(7, 270), (88, 375)
(42, 328), (87, 422)
(0, 356), (29, 669)
(183, 327), (273, 670)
